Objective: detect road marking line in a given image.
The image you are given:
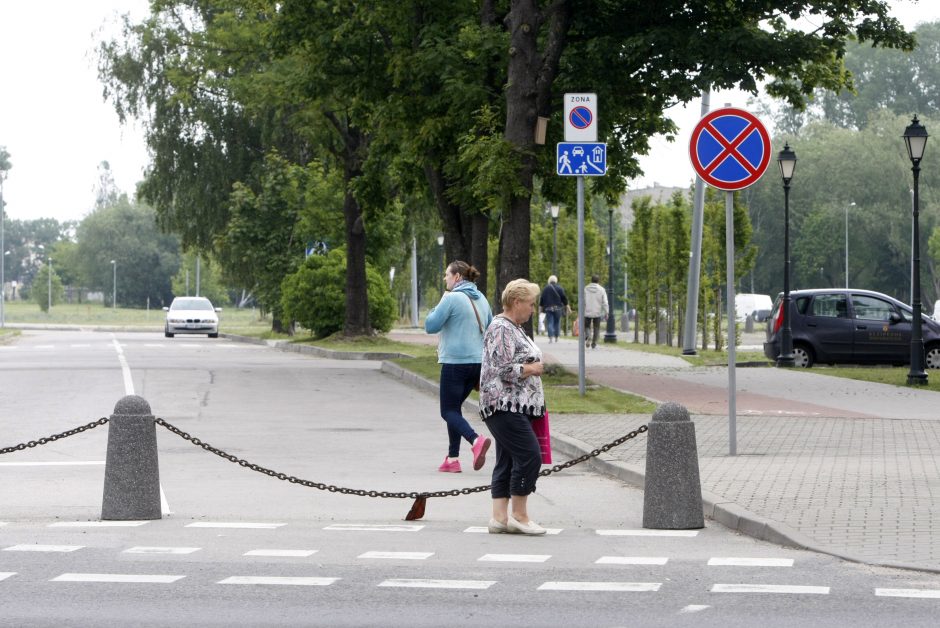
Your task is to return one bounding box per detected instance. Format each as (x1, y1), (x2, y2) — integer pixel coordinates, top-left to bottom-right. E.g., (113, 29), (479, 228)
(596, 529), (699, 537)
(0, 522), (7, 527)
(0, 573), (16, 581)
(358, 551), (434, 560)
(378, 579), (495, 590)
(596, 556), (669, 565)
(464, 526), (562, 535)
(708, 558), (793, 567)
(70, 344), (92, 348)
(478, 554), (550, 563)
(124, 547), (201, 555)
(186, 522), (285, 529)
(111, 336), (135, 395)
(711, 584), (829, 594)
(180, 344), (200, 348)
(35, 345), (55, 349)
(323, 524), (423, 532)
(679, 605), (711, 613)
(49, 521), (149, 528)
(0, 461), (104, 466)
(538, 581), (661, 592)
(876, 588), (940, 599)
(4, 545), (84, 553)
(219, 576), (338, 586)
(244, 549), (318, 557)
(52, 573), (185, 584)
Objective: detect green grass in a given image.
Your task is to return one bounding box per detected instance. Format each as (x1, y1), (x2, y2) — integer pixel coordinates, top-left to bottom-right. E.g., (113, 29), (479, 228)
(391, 355), (656, 414)
(2, 300), (273, 335)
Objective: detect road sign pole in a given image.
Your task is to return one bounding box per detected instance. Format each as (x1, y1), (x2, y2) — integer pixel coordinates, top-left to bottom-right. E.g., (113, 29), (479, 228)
(725, 191), (737, 456)
(577, 176), (586, 396)
(682, 90), (710, 354)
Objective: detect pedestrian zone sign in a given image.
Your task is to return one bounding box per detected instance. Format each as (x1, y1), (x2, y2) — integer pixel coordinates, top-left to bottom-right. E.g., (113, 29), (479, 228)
(556, 142), (606, 176)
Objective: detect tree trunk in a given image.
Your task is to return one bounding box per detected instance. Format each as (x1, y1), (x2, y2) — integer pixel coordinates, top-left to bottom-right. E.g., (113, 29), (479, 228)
(499, 0), (570, 311)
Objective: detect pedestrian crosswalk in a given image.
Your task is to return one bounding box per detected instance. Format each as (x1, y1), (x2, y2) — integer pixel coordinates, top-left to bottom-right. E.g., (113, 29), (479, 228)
(0, 342), (260, 352)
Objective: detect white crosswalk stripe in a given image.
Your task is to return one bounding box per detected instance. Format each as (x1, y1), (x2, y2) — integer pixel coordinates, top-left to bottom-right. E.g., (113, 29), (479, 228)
(875, 588), (940, 599)
(3, 545), (84, 553)
(538, 581), (661, 592)
(0, 573), (16, 581)
(52, 573), (185, 584)
(49, 521), (149, 528)
(711, 584), (829, 594)
(219, 576), (338, 586)
(378, 579), (495, 590)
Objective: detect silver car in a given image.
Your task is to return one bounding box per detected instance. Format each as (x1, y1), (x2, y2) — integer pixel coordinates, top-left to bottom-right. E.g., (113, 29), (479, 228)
(163, 297), (221, 338)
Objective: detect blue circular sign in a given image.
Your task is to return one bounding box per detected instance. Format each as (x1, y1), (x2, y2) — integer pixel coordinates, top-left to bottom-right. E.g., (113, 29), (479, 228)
(569, 106), (593, 130)
(688, 108), (771, 191)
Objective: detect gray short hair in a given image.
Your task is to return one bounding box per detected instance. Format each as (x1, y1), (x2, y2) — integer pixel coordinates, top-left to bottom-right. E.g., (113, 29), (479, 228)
(547, 275), (558, 284)
(501, 279), (540, 309)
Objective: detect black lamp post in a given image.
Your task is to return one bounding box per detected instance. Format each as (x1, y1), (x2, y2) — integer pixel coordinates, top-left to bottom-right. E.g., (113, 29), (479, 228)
(776, 143), (797, 367)
(550, 203), (560, 277)
(604, 207), (617, 343)
(903, 116), (929, 385)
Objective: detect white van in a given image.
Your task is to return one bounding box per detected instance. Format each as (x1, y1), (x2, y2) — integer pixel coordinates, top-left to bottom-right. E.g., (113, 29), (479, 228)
(934, 299), (940, 323)
(735, 293), (773, 322)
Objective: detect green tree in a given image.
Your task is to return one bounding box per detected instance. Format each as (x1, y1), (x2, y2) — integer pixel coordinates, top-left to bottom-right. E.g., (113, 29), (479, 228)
(32, 264), (64, 312)
(75, 197), (180, 307)
(171, 251), (230, 306)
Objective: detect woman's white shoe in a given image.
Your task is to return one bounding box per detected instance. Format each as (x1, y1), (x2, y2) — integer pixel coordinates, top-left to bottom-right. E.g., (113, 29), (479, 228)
(507, 515), (546, 535)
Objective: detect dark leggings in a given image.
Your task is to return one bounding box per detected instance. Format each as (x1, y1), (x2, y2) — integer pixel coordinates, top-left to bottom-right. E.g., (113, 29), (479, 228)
(484, 410), (541, 498)
(439, 363), (481, 457)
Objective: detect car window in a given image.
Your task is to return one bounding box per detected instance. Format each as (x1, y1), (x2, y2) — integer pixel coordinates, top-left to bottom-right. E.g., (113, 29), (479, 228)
(171, 299), (213, 311)
(795, 297), (810, 314)
(810, 294), (848, 318)
(851, 295), (896, 321)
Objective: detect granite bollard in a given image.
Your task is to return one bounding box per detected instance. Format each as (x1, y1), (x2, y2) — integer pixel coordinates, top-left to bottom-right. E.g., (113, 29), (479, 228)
(101, 395), (162, 520)
(642, 402), (704, 529)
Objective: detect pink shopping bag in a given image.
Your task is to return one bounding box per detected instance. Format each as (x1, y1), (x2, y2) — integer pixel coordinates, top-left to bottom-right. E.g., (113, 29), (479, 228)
(531, 410), (552, 464)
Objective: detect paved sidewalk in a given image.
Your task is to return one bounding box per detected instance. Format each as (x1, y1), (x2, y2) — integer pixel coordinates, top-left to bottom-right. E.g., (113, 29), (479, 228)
(389, 328), (940, 573)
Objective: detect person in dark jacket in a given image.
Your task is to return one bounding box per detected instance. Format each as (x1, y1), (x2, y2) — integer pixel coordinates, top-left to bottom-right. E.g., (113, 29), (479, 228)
(538, 275), (569, 343)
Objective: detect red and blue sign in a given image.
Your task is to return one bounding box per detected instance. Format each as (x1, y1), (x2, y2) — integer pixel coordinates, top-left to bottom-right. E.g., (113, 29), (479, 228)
(688, 108), (771, 191)
(569, 106), (593, 130)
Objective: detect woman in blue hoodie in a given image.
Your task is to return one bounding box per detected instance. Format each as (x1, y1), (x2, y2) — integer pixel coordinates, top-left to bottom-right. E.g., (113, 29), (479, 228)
(425, 260), (494, 473)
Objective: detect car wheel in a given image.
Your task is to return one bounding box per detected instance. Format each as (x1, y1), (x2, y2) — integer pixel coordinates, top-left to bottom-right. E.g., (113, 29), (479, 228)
(792, 344), (814, 368)
(165, 327), (174, 338)
(208, 332), (219, 339)
(926, 344), (940, 369)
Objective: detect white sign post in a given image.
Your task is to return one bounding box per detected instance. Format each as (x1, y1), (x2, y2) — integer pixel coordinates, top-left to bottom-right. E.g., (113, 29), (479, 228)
(564, 93), (598, 142)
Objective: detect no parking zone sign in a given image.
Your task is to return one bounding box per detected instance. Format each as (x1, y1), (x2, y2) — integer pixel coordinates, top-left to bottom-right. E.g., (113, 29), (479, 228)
(688, 108), (771, 191)
(564, 93), (597, 142)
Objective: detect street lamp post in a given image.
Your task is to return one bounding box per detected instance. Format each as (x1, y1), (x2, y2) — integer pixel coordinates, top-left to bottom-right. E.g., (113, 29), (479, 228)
(903, 116), (929, 385)
(604, 207), (617, 343)
(47, 256), (52, 312)
(436, 234), (444, 289)
(549, 203), (560, 277)
(0, 174), (4, 328)
(776, 143), (797, 367)
(844, 201), (855, 288)
(111, 260), (117, 310)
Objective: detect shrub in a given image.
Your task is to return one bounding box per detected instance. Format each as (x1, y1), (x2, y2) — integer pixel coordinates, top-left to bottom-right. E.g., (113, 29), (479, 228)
(281, 248), (395, 337)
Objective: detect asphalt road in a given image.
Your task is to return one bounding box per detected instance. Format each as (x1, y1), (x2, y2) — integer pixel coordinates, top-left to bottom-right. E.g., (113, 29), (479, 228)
(2, 330), (940, 627)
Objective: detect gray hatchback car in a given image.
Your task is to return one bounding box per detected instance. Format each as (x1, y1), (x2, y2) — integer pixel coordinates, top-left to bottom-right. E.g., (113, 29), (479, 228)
(763, 288), (940, 368)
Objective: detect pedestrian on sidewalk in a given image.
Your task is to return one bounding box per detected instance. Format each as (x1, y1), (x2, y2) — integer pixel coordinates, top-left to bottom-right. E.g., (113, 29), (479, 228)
(583, 274), (608, 349)
(539, 275), (570, 343)
(425, 260), (493, 474)
(479, 278), (547, 536)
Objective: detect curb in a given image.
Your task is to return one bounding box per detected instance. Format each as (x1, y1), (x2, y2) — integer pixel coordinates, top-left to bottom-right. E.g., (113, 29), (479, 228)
(220, 333), (414, 361)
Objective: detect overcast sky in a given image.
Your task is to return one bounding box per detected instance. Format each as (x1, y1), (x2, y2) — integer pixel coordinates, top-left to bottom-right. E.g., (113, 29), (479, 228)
(0, 1), (937, 223)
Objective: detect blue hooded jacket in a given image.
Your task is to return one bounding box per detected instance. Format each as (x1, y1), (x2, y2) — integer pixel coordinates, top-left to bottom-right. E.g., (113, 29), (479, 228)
(425, 281), (493, 364)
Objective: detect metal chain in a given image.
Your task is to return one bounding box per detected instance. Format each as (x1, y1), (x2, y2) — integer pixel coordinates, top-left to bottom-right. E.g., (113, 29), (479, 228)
(0, 418), (110, 456)
(156, 417), (647, 500)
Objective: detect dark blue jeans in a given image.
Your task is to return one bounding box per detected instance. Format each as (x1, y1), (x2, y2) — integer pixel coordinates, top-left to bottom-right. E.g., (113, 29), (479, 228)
(545, 309), (562, 339)
(484, 410), (541, 498)
(439, 363), (482, 458)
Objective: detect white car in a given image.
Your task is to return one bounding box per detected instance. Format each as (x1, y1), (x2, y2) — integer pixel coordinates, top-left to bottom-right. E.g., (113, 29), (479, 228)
(163, 297), (221, 338)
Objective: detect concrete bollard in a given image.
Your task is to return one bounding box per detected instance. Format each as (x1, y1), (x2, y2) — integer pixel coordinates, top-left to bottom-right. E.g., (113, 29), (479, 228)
(745, 313), (754, 333)
(101, 395), (162, 520)
(642, 402), (704, 529)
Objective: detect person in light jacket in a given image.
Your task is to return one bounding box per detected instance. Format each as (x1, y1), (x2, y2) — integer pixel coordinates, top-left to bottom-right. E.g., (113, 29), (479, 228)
(425, 260), (493, 473)
(583, 275), (608, 349)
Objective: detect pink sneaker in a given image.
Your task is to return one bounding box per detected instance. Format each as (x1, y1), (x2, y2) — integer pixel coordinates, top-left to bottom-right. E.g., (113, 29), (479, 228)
(471, 436), (491, 471)
(438, 457), (462, 473)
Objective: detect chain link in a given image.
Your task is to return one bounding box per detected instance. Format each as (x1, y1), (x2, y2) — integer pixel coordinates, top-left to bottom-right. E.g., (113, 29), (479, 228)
(0, 418), (110, 456)
(156, 417), (647, 500)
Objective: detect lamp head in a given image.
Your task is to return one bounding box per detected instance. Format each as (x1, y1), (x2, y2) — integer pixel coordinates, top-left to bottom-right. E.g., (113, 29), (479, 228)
(436, 235), (444, 246)
(549, 203), (559, 219)
(777, 143), (797, 183)
(903, 115), (928, 163)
